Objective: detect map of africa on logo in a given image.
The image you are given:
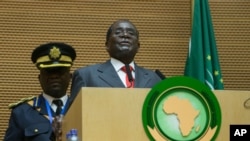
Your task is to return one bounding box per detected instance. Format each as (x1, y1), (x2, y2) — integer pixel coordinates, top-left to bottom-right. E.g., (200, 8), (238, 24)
(164, 95), (201, 137)
(154, 89), (210, 141)
(142, 77), (221, 141)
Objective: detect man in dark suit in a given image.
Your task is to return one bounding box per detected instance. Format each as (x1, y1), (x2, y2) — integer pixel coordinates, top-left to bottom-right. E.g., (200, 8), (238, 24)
(70, 19), (163, 100)
(4, 42), (76, 141)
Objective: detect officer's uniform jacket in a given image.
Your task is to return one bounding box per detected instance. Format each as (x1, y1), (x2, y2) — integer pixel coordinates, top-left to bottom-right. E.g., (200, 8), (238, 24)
(4, 94), (70, 141)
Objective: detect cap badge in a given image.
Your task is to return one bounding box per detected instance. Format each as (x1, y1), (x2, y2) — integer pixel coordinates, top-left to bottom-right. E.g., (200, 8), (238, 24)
(49, 46), (61, 60)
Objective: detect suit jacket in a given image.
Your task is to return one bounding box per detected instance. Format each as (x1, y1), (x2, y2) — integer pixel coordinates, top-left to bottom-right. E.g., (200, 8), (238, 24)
(70, 60), (162, 102)
(4, 95), (70, 141)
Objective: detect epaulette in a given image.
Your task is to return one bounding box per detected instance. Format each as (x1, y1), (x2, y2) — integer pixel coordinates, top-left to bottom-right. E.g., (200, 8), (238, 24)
(8, 96), (36, 109)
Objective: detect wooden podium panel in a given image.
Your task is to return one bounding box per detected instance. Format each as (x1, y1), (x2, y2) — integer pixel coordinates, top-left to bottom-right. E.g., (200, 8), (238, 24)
(215, 90), (250, 140)
(62, 88), (150, 141)
(62, 88), (250, 141)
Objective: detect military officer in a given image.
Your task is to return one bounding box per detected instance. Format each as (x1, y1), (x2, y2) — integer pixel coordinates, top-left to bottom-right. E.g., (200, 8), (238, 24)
(4, 42), (76, 141)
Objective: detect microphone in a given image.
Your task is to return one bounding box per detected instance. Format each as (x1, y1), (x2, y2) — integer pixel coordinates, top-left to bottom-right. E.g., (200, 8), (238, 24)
(155, 69), (166, 80)
(125, 64), (133, 82)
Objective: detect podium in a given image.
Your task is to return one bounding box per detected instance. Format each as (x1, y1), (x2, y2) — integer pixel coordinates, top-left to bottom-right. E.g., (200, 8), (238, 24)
(62, 88), (250, 141)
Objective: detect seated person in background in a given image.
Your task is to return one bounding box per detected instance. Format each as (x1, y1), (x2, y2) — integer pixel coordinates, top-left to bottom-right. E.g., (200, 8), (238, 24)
(70, 19), (163, 99)
(4, 42), (76, 141)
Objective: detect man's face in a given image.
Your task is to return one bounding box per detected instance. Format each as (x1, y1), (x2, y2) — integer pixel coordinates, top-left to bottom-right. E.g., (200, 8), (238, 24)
(106, 21), (140, 63)
(39, 67), (71, 98)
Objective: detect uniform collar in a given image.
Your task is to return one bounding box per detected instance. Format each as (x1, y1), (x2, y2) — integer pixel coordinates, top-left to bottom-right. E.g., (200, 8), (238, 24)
(42, 93), (68, 106)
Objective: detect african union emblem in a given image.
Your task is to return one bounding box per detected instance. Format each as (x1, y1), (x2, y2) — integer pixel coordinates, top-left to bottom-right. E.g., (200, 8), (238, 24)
(142, 76), (221, 141)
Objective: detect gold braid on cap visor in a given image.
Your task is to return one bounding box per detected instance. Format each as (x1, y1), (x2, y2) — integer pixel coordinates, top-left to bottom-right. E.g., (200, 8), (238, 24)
(36, 55), (72, 68)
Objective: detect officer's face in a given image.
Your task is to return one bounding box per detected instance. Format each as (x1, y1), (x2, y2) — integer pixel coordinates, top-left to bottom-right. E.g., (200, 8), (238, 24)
(105, 21), (140, 63)
(39, 67), (71, 98)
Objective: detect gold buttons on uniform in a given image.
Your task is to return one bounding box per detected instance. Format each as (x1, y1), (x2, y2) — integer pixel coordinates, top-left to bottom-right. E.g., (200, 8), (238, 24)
(34, 129), (38, 133)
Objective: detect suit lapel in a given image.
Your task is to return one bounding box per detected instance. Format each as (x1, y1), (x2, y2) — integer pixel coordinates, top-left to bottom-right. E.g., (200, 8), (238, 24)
(96, 61), (152, 88)
(97, 60), (125, 87)
(134, 64), (151, 87)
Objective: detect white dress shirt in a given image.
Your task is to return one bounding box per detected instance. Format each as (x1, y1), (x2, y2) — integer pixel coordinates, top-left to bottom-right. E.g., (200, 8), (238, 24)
(43, 93), (68, 112)
(110, 57), (135, 87)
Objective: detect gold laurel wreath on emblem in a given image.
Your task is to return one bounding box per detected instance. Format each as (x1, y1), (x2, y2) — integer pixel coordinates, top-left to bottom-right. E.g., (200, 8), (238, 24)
(147, 126), (217, 141)
(49, 46), (61, 59)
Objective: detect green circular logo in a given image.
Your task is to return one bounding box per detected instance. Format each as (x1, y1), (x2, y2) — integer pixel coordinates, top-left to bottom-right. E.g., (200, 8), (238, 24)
(142, 76), (221, 141)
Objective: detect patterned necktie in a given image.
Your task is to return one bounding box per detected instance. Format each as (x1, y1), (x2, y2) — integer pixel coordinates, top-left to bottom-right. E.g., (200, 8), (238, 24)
(121, 65), (134, 88)
(52, 99), (63, 116)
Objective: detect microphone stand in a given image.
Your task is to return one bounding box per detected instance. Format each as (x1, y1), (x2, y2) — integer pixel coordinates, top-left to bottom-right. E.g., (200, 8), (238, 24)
(125, 64), (133, 88)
